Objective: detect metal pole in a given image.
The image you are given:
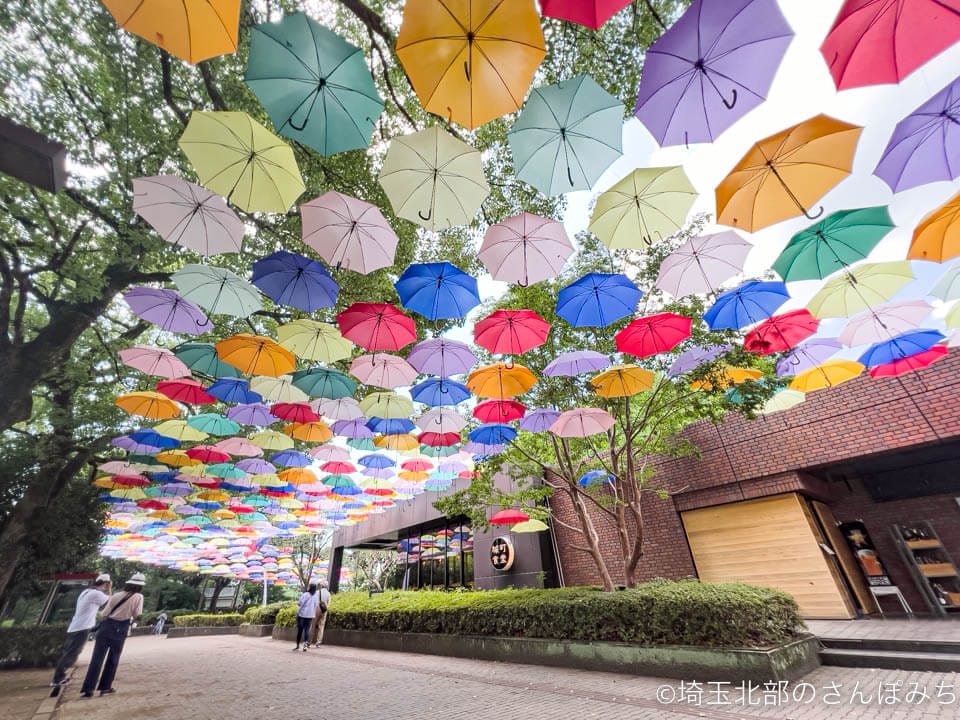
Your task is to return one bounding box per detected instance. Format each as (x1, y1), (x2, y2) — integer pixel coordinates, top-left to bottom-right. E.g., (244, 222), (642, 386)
(262, 577), (268, 607)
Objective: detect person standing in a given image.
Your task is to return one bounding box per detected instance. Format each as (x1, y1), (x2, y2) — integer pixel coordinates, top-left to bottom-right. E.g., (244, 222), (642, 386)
(308, 581), (331, 648)
(153, 612), (167, 635)
(294, 583), (318, 652)
(80, 573), (145, 698)
(50, 574), (112, 688)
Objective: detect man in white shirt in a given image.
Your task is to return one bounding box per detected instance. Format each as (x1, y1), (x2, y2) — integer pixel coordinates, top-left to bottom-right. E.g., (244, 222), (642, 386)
(51, 573), (112, 687)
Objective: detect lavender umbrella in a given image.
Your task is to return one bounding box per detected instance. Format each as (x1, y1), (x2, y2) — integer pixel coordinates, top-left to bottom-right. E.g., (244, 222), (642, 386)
(360, 467), (394, 479)
(518, 408), (561, 433)
(123, 287), (213, 335)
(655, 231), (752, 297)
(776, 339), (842, 377)
(406, 338), (477, 376)
(110, 436), (162, 453)
(462, 441), (505, 457)
(332, 419), (374, 438)
(226, 403), (275, 426)
(235, 458), (277, 474)
(543, 350), (611, 377)
(667, 344), (731, 376)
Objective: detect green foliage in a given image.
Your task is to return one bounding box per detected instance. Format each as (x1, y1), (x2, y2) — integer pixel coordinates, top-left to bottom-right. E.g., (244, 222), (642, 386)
(243, 601), (294, 625)
(274, 603), (300, 629)
(0, 624), (67, 669)
(140, 608), (193, 627)
(171, 613), (244, 628)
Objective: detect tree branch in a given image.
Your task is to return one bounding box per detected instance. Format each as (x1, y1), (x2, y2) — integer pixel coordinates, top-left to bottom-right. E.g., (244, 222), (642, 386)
(197, 61), (228, 111)
(337, 0), (394, 45)
(160, 51), (190, 124)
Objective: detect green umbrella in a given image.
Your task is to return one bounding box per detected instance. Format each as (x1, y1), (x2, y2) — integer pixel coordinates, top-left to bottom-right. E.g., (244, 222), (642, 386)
(172, 264), (262, 318)
(206, 462), (247, 479)
(772, 206), (895, 282)
(806, 261), (914, 319)
(346, 437), (376, 451)
(186, 413), (241, 436)
(930, 260), (960, 301)
(245, 12), (383, 157)
(291, 367), (357, 399)
(173, 343), (242, 378)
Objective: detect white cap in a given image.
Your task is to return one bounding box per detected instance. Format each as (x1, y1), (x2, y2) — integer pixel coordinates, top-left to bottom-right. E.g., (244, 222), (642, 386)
(127, 572), (146, 586)
(96, 573), (111, 583)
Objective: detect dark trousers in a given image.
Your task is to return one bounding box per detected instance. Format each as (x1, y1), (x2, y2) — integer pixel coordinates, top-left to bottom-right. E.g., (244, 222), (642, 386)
(52, 630), (88, 684)
(295, 616), (311, 646)
(81, 619), (129, 694)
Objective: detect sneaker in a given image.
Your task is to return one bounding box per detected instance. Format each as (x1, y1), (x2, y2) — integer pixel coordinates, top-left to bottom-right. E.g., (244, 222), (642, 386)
(100, 688), (116, 696)
(302, 646), (307, 652)
(81, 692), (93, 699)
(292, 646), (299, 651)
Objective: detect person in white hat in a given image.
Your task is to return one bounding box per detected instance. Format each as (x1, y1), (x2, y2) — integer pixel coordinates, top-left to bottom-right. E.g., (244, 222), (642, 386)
(80, 572), (145, 698)
(50, 573), (112, 688)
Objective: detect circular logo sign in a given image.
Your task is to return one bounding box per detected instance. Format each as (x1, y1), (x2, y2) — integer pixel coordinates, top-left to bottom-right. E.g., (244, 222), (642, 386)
(490, 536), (515, 572)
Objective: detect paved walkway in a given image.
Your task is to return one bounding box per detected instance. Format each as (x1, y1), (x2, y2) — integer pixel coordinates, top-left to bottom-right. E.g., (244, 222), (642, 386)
(0, 668), (51, 720)
(807, 618), (960, 642)
(43, 635), (960, 720)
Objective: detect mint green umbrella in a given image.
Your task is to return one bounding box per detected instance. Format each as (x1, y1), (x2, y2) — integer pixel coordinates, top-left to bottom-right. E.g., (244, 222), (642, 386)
(186, 413), (241, 436)
(291, 367), (357, 399)
(173, 343), (242, 378)
(172, 264), (262, 318)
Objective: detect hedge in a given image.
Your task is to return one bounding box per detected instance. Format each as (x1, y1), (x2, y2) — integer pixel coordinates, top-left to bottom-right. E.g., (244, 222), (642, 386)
(325, 580), (804, 648)
(141, 608), (194, 627)
(172, 613), (244, 628)
(274, 603), (299, 628)
(0, 625), (68, 669)
(244, 601), (292, 625)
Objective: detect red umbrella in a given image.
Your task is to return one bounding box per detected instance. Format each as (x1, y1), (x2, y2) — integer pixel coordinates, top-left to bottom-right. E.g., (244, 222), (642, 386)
(320, 461), (356, 474)
(185, 446), (231, 464)
(540, 0), (630, 29)
(419, 431), (461, 447)
(473, 399), (526, 423)
(112, 475), (151, 487)
(156, 378), (216, 405)
(489, 508), (529, 525)
(270, 402), (320, 423)
(744, 309), (819, 354)
(401, 459), (433, 471)
(615, 313), (692, 358)
(336, 302), (417, 351)
(137, 499), (169, 509)
(869, 345), (948, 377)
(474, 309), (550, 355)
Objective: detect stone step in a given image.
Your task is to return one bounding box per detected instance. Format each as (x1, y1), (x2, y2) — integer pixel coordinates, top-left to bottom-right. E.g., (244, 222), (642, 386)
(819, 647), (960, 673)
(819, 636), (960, 655)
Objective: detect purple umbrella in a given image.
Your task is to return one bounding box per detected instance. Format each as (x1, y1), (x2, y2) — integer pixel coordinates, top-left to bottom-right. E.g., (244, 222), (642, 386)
(360, 467), (394, 479)
(668, 344), (732, 376)
(462, 441), (505, 457)
(110, 436), (162, 453)
(226, 403), (275, 426)
(123, 287), (213, 335)
(332, 419), (374, 439)
(406, 338), (477, 376)
(518, 408), (561, 433)
(655, 231), (753, 297)
(235, 458), (277, 474)
(776, 339), (842, 376)
(251, 250), (339, 311)
(875, 77), (960, 193)
(634, 0), (794, 146)
(543, 350), (611, 377)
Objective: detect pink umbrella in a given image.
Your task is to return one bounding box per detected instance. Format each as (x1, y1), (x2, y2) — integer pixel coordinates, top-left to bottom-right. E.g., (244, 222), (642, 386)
(311, 397), (365, 421)
(415, 407), (468, 433)
(478, 213), (574, 286)
(119, 346), (192, 379)
(349, 353), (419, 389)
(301, 191), (399, 274)
(655, 230), (752, 297)
(308, 444), (352, 461)
(549, 407), (616, 438)
(213, 437), (265, 457)
(839, 300), (934, 347)
(474, 309), (551, 355)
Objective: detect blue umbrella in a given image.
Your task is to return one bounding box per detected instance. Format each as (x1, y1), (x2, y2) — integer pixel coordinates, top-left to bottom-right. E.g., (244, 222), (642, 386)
(468, 424), (518, 445)
(207, 377), (263, 404)
(271, 450), (312, 468)
(128, 429), (180, 449)
(147, 471), (182, 483)
(556, 273), (642, 327)
(578, 470), (615, 486)
(703, 280), (790, 330)
(251, 250), (339, 311)
(357, 453), (394, 469)
(394, 262), (480, 320)
(858, 330), (945, 367)
(410, 377), (472, 406)
(367, 417), (416, 435)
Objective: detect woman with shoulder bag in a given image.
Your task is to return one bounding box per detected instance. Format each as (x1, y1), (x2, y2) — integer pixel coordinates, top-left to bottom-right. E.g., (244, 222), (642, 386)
(80, 573), (145, 698)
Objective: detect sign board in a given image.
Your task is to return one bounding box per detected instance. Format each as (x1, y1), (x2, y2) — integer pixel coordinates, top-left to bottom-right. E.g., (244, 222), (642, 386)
(490, 536), (515, 572)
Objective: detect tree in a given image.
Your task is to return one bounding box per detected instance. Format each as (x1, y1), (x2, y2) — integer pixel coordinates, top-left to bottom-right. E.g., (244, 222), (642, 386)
(350, 549), (401, 593)
(290, 532), (332, 592)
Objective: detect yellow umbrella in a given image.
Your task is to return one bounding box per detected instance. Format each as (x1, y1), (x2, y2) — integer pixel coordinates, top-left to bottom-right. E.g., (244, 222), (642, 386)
(947, 301), (960, 329)
(248, 430), (294, 451)
(115, 391), (180, 419)
(806, 261), (914, 319)
(466, 363), (537, 398)
(212, 509), (237, 520)
(109, 488), (147, 501)
(398, 470), (429, 482)
(359, 392), (414, 419)
(716, 115), (862, 232)
(909, 191), (960, 262)
(215, 334), (296, 377)
(277, 320), (352, 362)
(761, 389), (806, 415)
(690, 366), (762, 390)
(374, 433), (420, 452)
(94, 477), (123, 489)
(147, 509), (178, 521)
(153, 420), (208, 442)
(100, 0), (240, 64)
(590, 364), (654, 398)
(788, 360), (864, 392)
(511, 519), (548, 533)
(156, 450), (202, 467)
(395, 0), (545, 129)
(284, 422), (333, 443)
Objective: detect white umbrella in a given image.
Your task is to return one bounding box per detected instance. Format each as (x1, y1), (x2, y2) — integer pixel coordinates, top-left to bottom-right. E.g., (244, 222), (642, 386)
(656, 230), (752, 297)
(478, 213), (573, 286)
(838, 300), (933, 346)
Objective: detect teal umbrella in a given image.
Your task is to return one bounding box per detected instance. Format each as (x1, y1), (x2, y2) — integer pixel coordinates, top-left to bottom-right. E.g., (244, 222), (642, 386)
(772, 206), (895, 282)
(173, 343), (242, 378)
(508, 74), (623, 197)
(186, 413), (241, 436)
(291, 367), (357, 399)
(245, 12), (384, 157)
(172, 264), (262, 317)
(345, 437), (376, 451)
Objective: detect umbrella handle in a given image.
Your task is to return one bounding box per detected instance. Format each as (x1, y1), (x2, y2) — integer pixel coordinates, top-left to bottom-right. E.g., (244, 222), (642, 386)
(804, 205), (825, 220)
(419, 208), (433, 222)
(722, 88), (737, 110)
(463, 61), (470, 82)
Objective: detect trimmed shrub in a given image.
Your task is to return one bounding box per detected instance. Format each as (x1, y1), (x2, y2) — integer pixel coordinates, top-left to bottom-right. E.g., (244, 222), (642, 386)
(274, 604), (299, 628)
(172, 613), (244, 628)
(243, 601), (292, 625)
(0, 625), (68, 669)
(326, 580), (804, 649)
(141, 608), (193, 627)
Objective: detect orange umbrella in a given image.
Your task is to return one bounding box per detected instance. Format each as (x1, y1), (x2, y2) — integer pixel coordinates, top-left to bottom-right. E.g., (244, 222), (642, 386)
(156, 450), (203, 467)
(283, 422), (333, 443)
(373, 433), (420, 452)
(100, 0), (241, 64)
(909, 191), (960, 262)
(788, 360), (864, 392)
(215, 334), (295, 377)
(590, 364), (654, 398)
(466, 363), (537, 398)
(716, 115), (862, 232)
(279, 467), (317, 485)
(690, 366), (762, 390)
(395, 0), (545, 129)
(114, 391), (180, 419)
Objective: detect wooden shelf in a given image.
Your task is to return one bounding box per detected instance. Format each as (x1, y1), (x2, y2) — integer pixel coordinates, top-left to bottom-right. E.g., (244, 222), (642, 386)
(906, 539), (942, 550)
(919, 563), (957, 578)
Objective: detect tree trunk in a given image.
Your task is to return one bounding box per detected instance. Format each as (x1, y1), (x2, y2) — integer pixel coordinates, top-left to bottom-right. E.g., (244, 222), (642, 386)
(623, 500), (645, 587)
(564, 484), (615, 591)
(207, 577), (229, 611)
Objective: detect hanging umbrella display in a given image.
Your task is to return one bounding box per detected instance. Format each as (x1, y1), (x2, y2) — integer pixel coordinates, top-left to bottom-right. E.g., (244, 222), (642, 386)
(410, 378), (472, 407)
(284, 421), (333, 443)
(838, 300), (933, 347)
(549, 408), (616, 438)
(406, 338), (477, 377)
(473, 400), (525, 423)
(716, 115), (862, 232)
(132, 175), (244, 256)
(213, 437), (264, 457)
(468, 424), (517, 445)
(508, 75), (623, 196)
(543, 350), (611, 377)
(207, 378), (263, 405)
(489, 508), (530, 525)
(539, 0), (630, 29)
(115, 391), (181, 420)
(248, 430), (295, 451)
(270, 402), (320, 424)
(119, 346), (191, 379)
(478, 213), (574, 286)
(578, 470), (615, 486)
(395, 0), (545, 129)
(359, 392), (415, 419)
(634, 0), (794, 146)
(858, 329), (946, 367)
(336, 302), (417, 352)
(466, 363), (537, 399)
(589, 166), (697, 248)
(807, 261), (914, 319)
(123, 287), (213, 336)
(291, 367), (357, 399)
(590, 364), (655, 398)
(655, 231), (752, 297)
(248, 375), (309, 404)
(931, 261), (960, 301)
(910, 192), (960, 262)
(703, 280), (790, 330)
(244, 12), (383, 157)
(789, 360), (864, 392)
(350, 354), (418, 390)
(172, 264), (262, 318)
(367, 417), (416, 436)
(615, 313), (692, 359)
(314, 397), (364, 421)
(395, 262), (480, 320)
(332, 419), (374, 439)
(869, 345), (949, 378)
(690, 366), (762, 390)
(743, 310), (819, 354)
(761, 389), (806, 414)
(416, 408), (468, 434)
(178, 111), (305, 213)
(156, 378), (216, 405)
(276, 320), (352, 363)
(668, 344), (731, 376)
(186, 413), (241, 436)
(153, 420), (208, 442)
(251, 251), (339, 311)
(556, 272), (642, 327)
(378, 126), (490, 231)
(474, 309), (551, 356)
(174, 342), (241, 378)
(776, 339), (842, 377)
(519, 408), (561, 433)
(301, 191), (399, 274)
(215, 334), (296, 377)
(374, 433), (419, 452)
(226, 403), (273, 427)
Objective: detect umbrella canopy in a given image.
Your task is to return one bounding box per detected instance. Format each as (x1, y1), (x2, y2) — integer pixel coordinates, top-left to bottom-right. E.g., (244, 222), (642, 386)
(590, 364), (655, 398)
(249, 429), (295, 451)
(332, 419), (374, 439)
(206, 378), (261, 405)
(556, 273), (642, 327)
(589, 166), (697, 248)
(489, 509), (529, 525)
(314, 397), (364, 421)
(788, 359), (864, 392)
(277, 320), (352, 363)
(820, 0), (960, 90)
(466, 363), (537, 399)
(474, 309), (551, 356)
(132, 175), (243, 256)
(416, 408), (468, 434)
(468, 424), (517, 445)
(478, 213), (574, 286)
(869, 345), (949, 377)
(285, 421), (332, 443)
(690, 365), (762, 390)
(508, 75), (623, 196)
(615, 313), (692, 358)
(174, 342), (241, 377)
(473, 400), (525, 423)
(123, 287), (213, 335)
(910, 191), (960, 262)
(156, 378), (216, 405)
(839, 300), (933, 346)
(716, 115), (862, 232)
(172, 264), (262, 318)
(115, 391), (180, 419)
(410, 377), (472, 407)
(395, 262), (480, 320)
(153, 419), (209, 442)
(743, 309), (819, 354)
(187, 413), (240, 436)
(931, 260), (960, 301)
(539, 0), (630, 29)
(395, 0), (545, 129)
(359, 392), (415, 419)
(215, 334), (295, 377)
(703, 280), (790, 330)
(378, 126), (490, 231)
(519, 408), (561, 433)
(668, 344), (731, 376)
(406, 338), (477, 377)
(301, 191), (398, 274)
(655, 231), (752, 297)
(634, 0), (794, 146)
(373, 433), (419, 452)
(251, 251), (339, 311)
(213, 437), (264, 457)
(544, 350), (611, 377)
(226, 403), (275, 426)
(550, 408), (616, 438)
(291, 367), (357, 399)
(776, 339), (842, 376)
(336, 303), (417, 352)
(350, 354), (418, 390)
(249, 375), (308, 404)
(178, 111), (305, 213)
(100, 0), (240, 64)
(807, 261), (914, 318)
(244, 13), (383, 157)
(761, 389), (807, 414)
(119, 346), (191, 379)
(858, 329), (945, 367)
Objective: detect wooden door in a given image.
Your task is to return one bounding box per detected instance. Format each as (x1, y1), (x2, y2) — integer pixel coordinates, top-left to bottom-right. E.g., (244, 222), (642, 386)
(810, 500), (879, 615)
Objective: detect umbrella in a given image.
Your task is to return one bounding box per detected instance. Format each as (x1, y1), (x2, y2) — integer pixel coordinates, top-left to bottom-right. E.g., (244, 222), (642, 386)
(416, 408), (468, 433)
(123, 287), (213, 335)
(273, 450), (313, 468)
(615, 313), (692, 358)
(395, 0), (545, 129)
(761, 389), (806, 415)
(248, 375), (308, 404)
(703, 280), (790, 330)
(776, 339), (842, 377)
(357, 454), (394, 470)
(634, 0), (794, 146)
(474, 309), (551, 356)
(550, 408), (615, 438)
(655, 231), (752, 297)
(931, 260), (960, 301)
(466, 363), (537, 399)
(336, 303), (417, 351)
(153, 420), (208, 442)
(539, 0), (630, 29)
(244, 12), (383, 157)
(209, 375), (263, 403)
(668, 344), (731, 376)
(250, 251), (339, 311)
(270, 403), (320, 424)
(284, 421), (332, 443)
(350, 354), (418, 389)
(367, 418), (416, 435)
(578, 470), (615, 486)
(478, 213), (574, 286)
(314, 397), (364, 421)
(248, 430), (295, 451)
(132, 175), (244, 256)
(519, 408), (561, 433)
(178, 111), (305, 213)
(507, 75), (623, 196)
(716, 115), (862, 232)
(100, 0), (240, 64)
(115, 391), (180, 419)
(556, 272), (642, 327)
(378, 127), (490, 231)
(820, 0), (960, 90)
(743, 310), (819, 354)
(807, 261), (914, 319)
(788, 360), (864, 392)
(473, 400), (525, 423)
(870, 345), (949, 377)
(875, 77), (960, 193)
(839, 300), (933, 346)
(406, 338), (477, 377)
(332, 419), (374, 439)
(173, 342), (241, 378)
(772, 206), (895, 282)
(127, 430), (179, 449)
(410, 378), (472, 406)
(910, 191), (960, 262)
(172, 264), (262, 318)
(374, 433), (419, 452)
(213, 438), (264, 457)
(359, 392), (414, 419)
(187, 413), (241, 436)
(291, 367), (357, 399)
(277, 320), (352, 363)
(215, 334), (295, 377)
(589, 166), (697, 248)
(690, 366), (762, 390)
(156, 378), (216, 405)
(544, 351), (611, 377)
(489, 509), (529, 525)
(395, 262), (480, 320)
(590, 365), (655, 398)
(468, 424), (517, 445)
(301, 191), (398, 274)
(858, 329), (946, 367)
(119, 346), (191, 379)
